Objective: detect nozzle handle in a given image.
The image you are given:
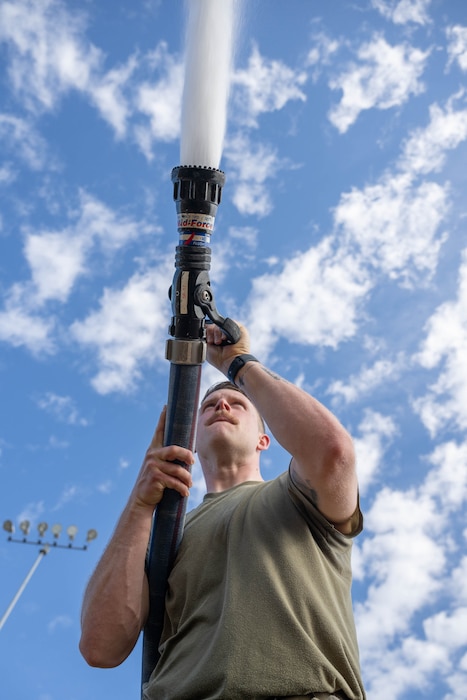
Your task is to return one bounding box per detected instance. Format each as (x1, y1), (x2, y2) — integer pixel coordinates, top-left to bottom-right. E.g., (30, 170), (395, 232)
(205, 317), (241, 345)
(195, 284), (241, 344)
(215, 317), (241, 345)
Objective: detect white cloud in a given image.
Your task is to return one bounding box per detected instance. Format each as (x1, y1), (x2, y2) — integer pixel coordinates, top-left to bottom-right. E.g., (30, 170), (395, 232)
(36, 392), (88, 426)
(48, 614), (73, 634)
(334, 172), (449, 286)
(245, 236), (371, 358)
(0, 1), (182, 149)
(25, 231), (87, 304)
(371, 0), (432, 25)
(52, 484), (80, 511)
(1, 187), (157, 358)
(451, 556), (467, 604)
(332, 93), (467, 296)
(353, 410), (398, 495)
(78, 190), (151, 251)
(232, 43), (307, 127)
(446, 25), (467, 72)
(329, 35), (428, 132)
(224, 133), (287, 217)
(90, 55), (138, 139)
(413, 249), (467, 436)
(355, 487), (447, 692)
(328, 355), (405, 404)
(399, 94), (467, 175)
(17, 501), (46, 527)
(424, 440), (467, 510)
(23, 191), (152, 305)
(230, 181), (272, 218)
(0, 0), (100, 112)
(307, 32), (341, 77)
(228, 226), (258, 252)
(51, 484), (83, 512)
(355, 421), (467, 697)
(48, 435), (69, 449)
(97, 480), (113, 494)
(119, 458), (130, 470)
(425, 607), (467, 650)
(361, 635), (449, 700)
(0, 162), (17, 185)
(0, 283), (55, 354)
(70, 263), (172, 394)
(135, 43), (184, 157)
(0, 113), (49, 170)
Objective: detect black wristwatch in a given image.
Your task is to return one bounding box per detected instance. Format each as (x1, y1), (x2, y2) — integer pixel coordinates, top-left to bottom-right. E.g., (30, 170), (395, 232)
(227, 354), (259, 385)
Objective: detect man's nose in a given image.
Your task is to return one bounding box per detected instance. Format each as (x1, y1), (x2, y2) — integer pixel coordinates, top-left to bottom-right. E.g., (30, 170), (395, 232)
(215, 397), (230, 411)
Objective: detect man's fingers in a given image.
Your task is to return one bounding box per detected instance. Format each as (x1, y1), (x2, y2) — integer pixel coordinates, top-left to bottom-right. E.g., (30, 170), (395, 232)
(149, 406), (167, 448)
(134, 450), (194, 508)
(158, 469), (192, 498)
(146, 443), (195, 470)
(138, 408), (196, 507)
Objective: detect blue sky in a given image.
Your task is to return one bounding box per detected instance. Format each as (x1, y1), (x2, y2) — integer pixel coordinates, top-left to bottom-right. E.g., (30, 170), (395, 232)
(1, 0), (467, 698)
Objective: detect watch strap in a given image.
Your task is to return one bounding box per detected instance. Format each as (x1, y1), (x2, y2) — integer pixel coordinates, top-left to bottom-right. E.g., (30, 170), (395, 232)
(227, 354), (259, 385)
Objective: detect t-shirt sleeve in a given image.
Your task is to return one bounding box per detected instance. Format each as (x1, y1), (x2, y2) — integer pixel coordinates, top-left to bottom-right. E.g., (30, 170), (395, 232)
(286, 464), (364, 539)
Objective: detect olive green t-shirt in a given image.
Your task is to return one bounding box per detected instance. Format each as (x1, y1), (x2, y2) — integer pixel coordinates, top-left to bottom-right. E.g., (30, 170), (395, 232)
(143, 470), (365, 700)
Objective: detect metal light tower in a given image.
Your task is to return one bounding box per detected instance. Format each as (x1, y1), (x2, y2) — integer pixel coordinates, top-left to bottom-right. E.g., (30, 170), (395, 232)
(1, 519), (98, 631)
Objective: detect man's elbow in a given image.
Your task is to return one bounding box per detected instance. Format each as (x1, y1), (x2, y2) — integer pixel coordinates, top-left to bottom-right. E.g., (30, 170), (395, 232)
(79, 632), (129, 668)
(326, 430), (355, 474)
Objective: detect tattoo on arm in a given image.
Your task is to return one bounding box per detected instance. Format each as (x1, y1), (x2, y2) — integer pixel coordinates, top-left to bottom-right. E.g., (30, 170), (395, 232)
(238, 364), (284, 387)
(291, 463), (319, 507)
(261, 367), (283, 381)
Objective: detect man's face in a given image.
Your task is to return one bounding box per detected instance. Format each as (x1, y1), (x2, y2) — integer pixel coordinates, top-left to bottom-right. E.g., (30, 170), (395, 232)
(195, 388), (266, 460)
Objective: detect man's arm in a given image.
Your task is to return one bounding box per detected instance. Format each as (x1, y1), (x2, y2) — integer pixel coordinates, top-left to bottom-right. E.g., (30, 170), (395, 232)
(206, 323), (358, 534)
(79, 408), (194, 668)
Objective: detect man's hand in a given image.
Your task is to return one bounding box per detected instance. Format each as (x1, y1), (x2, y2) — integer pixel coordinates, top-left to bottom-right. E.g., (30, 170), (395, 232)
(131, 406), (194, 510)
(206, 321), (251, 376)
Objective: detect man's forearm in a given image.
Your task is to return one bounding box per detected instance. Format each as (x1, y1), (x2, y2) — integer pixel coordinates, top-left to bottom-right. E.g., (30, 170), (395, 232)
(233, 359), (358, 528)
(79, 500), (153, 668)
(235, 360), (353, 466)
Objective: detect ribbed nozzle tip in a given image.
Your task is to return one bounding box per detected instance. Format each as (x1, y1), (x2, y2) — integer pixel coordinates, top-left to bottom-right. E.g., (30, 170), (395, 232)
(171, 165), (225, 216)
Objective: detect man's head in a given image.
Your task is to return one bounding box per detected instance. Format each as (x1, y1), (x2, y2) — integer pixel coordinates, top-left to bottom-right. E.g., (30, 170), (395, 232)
(200, 381), (266, 432)
(196, 381), (269, 467)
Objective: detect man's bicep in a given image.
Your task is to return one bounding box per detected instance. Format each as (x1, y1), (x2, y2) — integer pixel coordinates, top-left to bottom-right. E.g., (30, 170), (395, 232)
(290, 457), (360, 534)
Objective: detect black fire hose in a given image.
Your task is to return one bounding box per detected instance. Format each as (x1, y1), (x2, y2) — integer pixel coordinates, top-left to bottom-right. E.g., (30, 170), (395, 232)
(141, 166), (240, 692)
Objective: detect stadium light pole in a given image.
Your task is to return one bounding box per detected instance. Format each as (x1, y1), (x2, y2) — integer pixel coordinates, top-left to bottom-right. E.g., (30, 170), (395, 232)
(0, 519), (98, 631)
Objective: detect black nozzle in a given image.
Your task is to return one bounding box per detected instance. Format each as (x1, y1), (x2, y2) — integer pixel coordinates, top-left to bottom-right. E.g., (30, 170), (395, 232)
(171, 166), (225, 245)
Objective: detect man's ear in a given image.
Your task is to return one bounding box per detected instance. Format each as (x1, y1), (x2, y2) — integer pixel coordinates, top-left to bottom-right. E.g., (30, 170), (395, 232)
(257, 433), (270, 452)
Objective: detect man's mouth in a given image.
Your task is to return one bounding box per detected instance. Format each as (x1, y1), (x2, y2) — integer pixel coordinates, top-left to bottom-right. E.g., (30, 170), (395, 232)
(208, 413), (235, 425)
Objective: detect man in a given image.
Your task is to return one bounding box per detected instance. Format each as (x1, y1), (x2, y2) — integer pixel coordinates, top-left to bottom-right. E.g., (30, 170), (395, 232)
(80, 323), (365, 700)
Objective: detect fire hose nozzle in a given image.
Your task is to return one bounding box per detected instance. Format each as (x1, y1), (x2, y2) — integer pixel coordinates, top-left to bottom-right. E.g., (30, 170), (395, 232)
(172, 166), (225, 246)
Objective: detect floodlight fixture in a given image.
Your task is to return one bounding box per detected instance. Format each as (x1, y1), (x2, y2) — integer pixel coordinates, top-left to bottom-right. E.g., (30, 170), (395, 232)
(86, 528), (98, 542)
(51, 523), (62, 538)
(3, 520), (14, 534)
(19, 521), (30, 536)
(37, 522), (48, 538)
(66, 525), (78, 541)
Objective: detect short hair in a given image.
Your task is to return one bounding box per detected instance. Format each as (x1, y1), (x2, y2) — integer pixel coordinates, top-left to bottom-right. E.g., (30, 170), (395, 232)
(200, 380), (266, 432)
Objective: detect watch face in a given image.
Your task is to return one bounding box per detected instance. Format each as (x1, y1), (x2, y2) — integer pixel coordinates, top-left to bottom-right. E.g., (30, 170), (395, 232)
(229, 355), (258, 384)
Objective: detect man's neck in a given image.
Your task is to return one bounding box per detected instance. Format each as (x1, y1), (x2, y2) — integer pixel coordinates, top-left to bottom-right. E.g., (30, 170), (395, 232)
(202, 460), (264, 493)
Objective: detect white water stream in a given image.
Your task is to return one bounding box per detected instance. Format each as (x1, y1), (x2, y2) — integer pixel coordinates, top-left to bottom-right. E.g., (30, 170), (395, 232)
(180, 0), (241, 169)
